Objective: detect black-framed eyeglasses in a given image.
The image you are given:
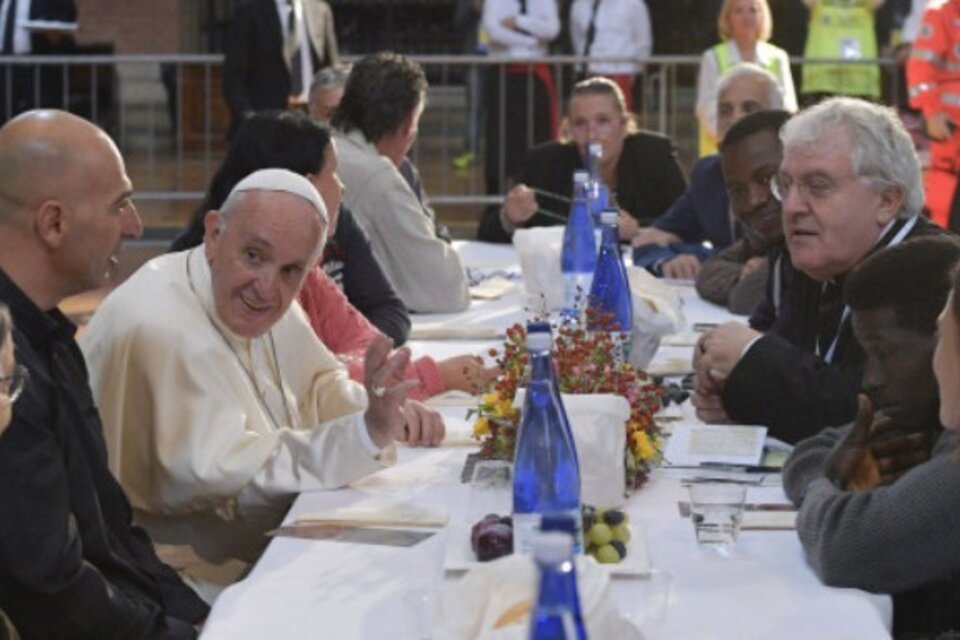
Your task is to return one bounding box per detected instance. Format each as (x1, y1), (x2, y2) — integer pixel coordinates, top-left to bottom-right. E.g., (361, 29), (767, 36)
(0, 365), (28, 403)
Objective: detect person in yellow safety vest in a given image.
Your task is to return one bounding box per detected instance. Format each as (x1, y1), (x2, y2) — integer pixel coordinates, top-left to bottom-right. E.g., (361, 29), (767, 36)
(801, 0), (884, 106)
(908, 0), (960, 229)
(696, 0), (797, 157)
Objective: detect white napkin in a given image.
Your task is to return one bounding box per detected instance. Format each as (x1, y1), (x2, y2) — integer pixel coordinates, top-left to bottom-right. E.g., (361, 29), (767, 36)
(295, 506), (449, 528)
(410, 322), (504, 341)
(441, 414), (479, 447)
(471, 277), (521, 300)
(646, 357), (694, 377)
(660, 332), (701, 347)
(435, 554), (643, 639)
(627, 266), (686, 369)
(512, 226), (566, 312)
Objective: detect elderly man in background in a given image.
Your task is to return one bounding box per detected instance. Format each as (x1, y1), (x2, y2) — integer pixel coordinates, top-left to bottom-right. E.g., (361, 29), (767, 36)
(81, 169), (437, 600)
(694, 97), (943, 444)
(332, 52), (470, 313)
(308, 62), (351, 124)
(633, 63), (787, 279)
(0, 110), (208, 638)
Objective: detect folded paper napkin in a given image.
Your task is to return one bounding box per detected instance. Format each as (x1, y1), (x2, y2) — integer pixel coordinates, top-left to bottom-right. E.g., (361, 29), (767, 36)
(295, 506), (449, 528)
(626, 266), (686, 369)
(425, 390), (482, 408)
(660, 332), (701, 347)
(470, 277), (521, 300)
(512, 226), (566, 312)
(410, 322), (504, 341)
(646, 357), (694, 377)
(441, 414), (479, 447)
(435, 554), (643, 639)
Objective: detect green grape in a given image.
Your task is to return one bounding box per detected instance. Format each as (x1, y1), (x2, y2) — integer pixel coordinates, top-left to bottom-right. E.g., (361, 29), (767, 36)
(611, 523), (631, 543)
(588, 522), (613, 547)
(594, 544), (621, 564)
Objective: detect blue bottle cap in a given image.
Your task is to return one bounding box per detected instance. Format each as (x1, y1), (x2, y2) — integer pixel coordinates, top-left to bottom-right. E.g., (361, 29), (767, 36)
(527, 321), (552, 335)
(541, 514), (578, 538)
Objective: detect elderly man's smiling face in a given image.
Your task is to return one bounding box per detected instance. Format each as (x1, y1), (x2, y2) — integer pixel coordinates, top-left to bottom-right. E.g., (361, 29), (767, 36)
(203, 190), (323, 338)
(778, 127), (903, 281)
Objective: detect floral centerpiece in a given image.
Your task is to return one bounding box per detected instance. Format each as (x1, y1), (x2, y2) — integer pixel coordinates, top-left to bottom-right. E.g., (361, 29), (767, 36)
(470, 311), (664, 489)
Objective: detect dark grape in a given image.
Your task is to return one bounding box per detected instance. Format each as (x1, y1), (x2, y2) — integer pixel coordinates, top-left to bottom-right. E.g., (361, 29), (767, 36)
(476, 523), (513, 561)
(610, 540), (627, 559)
(471, 515), (502, 550)
(603, 509), (626, 526)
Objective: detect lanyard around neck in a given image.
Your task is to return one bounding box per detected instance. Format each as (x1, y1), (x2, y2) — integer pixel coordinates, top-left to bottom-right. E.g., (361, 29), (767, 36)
(816, 215), (918, 364)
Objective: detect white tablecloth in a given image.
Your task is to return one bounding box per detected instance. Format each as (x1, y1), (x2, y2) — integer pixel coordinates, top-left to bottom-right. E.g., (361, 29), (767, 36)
(201, 242), (892, 639)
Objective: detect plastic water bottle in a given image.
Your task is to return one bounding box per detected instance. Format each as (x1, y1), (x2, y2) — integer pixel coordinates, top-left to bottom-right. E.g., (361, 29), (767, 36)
(528, 531), (588, 640)
(561, 171), (596, 321)
(513, 328), (583, 555)
(587, 208), (633, 362)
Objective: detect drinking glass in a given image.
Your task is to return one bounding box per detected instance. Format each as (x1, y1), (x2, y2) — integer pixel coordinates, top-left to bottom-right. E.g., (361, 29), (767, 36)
(687, 481), (747, 555)
(469, 460), (513, 521)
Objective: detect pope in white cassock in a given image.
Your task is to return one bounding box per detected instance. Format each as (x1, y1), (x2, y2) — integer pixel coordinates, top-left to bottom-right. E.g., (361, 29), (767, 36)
(80, 168), (433, 599)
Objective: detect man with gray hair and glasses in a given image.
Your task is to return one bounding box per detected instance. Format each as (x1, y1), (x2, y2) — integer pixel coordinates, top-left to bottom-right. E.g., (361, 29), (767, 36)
(693, 97), (945, 444)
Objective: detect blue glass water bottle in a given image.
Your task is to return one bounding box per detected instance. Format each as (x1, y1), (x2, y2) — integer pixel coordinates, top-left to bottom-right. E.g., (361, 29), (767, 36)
(585, 141), (608, 242)
(528, 531), (589, 640)
(587, 208), (633, 362)
(561, 171), (596, 321)
(513, 328), (584, 555)
(526, 322), (579, 475)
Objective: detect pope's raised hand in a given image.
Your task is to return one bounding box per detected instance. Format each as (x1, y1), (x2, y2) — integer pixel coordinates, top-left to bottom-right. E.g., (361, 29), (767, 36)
(364, 334), (420, 448)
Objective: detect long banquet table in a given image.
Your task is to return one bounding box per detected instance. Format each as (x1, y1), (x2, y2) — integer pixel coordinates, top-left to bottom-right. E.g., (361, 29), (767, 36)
(201, 241), (892, 639)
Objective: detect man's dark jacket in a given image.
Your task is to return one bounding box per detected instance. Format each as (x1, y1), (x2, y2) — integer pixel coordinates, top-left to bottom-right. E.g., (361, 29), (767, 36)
(0, 270), (208, 638)
(722, 216), (945, 443)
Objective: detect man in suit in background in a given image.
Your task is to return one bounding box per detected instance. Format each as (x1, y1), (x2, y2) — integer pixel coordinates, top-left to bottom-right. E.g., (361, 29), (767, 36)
(223, 0), (338, 136)
(0, 0), (77, 122)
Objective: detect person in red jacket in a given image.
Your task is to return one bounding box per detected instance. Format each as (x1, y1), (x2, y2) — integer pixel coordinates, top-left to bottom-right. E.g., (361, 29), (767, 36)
(907, 0), (960, 228)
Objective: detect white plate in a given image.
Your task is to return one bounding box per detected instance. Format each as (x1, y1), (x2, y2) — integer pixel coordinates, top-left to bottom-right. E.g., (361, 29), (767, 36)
(444, 520), (651, 577)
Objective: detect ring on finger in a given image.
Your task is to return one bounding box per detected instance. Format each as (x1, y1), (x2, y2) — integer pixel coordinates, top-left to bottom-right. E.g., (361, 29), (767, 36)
(371, 385), (386, 398)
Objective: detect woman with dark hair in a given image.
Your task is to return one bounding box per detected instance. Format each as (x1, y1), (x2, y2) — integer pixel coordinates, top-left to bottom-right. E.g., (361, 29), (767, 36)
(478, 76), (687, 243)
(170, 110), (410, 347)
(171, 110), (495, 400)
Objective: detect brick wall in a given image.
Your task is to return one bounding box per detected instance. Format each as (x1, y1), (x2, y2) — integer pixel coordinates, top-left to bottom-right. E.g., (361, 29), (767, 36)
(74, 0), (181, 54)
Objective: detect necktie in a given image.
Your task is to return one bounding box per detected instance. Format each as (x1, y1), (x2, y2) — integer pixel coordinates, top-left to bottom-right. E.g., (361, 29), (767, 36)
(286, 0), (303, 96)
(816, 281), (844, 361)
(3, 0), (18, 54)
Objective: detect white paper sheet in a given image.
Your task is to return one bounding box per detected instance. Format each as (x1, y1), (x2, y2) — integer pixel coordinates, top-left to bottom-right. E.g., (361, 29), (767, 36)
(662, 422), (767, 467)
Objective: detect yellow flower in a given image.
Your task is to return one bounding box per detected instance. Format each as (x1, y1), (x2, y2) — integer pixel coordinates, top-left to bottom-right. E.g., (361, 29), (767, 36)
(473, 417), (491, 437)
(494, 399), (515, 417)
(631, 430), (656, 460)
(482, 392), (500, 406)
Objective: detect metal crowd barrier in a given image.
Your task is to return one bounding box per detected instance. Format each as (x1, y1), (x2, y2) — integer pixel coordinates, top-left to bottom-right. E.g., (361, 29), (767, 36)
(0, 53), (902, 237)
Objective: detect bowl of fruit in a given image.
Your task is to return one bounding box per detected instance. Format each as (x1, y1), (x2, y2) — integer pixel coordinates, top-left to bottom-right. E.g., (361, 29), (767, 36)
(448, 505), (650, 576)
